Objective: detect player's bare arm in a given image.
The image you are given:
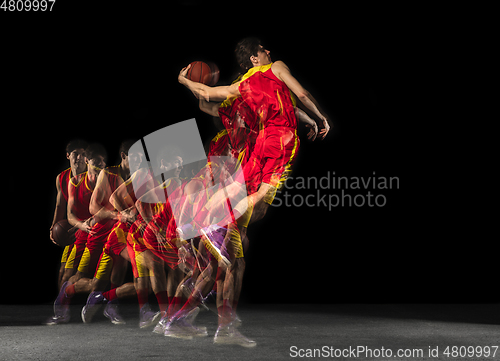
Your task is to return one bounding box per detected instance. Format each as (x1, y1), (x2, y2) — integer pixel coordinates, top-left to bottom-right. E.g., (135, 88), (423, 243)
(50, 174), (67, 242)
(272, 61), (331, 139)
(199, 98), (221, 117)
(109, 179), (136, 211)
(67, 177), (93, 233)
(134, 177), (174, 223)
(89, 171), (121, 223)
(295, 107), (319, 141)
(109, 180), (140, 225)
(178, 64), (239, 102)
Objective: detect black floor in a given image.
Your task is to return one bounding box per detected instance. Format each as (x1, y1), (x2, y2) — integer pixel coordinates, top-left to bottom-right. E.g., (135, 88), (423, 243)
(1, 304), (499, 360)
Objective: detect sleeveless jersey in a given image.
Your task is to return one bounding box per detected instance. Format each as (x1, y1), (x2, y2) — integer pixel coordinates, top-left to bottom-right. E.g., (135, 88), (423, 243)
(68, 171), (94, 221)
(58, 167), (72, 202)
(237, 63), (298, 130)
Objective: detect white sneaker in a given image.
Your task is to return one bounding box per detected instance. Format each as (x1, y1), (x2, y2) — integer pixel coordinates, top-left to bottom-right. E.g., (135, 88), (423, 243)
(214, 324), (256, 347)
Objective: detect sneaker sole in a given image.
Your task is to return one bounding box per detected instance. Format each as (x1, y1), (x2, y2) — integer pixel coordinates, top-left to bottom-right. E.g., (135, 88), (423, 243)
(140, 312), (161, 329)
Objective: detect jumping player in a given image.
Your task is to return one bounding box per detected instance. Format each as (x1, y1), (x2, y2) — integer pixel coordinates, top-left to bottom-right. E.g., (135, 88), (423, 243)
(178, 38), (330, 219)
(177, 37), (331, 346)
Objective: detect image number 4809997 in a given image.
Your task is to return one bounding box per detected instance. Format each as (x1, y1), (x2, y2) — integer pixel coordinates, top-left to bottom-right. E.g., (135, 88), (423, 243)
(1, 0), (56, 11)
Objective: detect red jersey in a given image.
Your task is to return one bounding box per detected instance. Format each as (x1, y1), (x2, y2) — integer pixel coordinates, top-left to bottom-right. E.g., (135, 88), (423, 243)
(88, 165), (124, 233)
(237, 63), (297, 130)
(58, 167), (73, 202)
(68, 172), (94, 221)
(103, 165), (124, 195)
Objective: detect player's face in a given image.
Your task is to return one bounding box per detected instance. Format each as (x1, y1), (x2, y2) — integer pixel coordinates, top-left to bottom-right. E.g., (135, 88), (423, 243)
(256, 46), (271, 65)
(160, 156), (183, 177)
(128, 151), (144, 173)
(86, 155), (106, 174)
(172, 156), (183, 178)
(67, 148), (86, 173)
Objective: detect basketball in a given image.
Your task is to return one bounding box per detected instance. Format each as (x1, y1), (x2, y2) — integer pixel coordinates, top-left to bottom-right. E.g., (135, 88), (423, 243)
(186, 61), (220, 86)
(52, 220), (76, 247)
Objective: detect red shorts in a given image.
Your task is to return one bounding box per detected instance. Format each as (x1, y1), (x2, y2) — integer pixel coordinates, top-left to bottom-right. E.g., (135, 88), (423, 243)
(78, 219), (116, 275)
(242, 127), (299, 195)
(93, 221), (129, 281)
(127, 216), (151, 278)
(142, 208), (180, 270)
(65, 229), (88, 270)
(104, 221), (128, 257)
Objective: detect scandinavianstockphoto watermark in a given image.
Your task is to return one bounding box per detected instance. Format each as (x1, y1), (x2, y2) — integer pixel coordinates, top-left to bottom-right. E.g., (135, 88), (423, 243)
(272, 171), (399, 210)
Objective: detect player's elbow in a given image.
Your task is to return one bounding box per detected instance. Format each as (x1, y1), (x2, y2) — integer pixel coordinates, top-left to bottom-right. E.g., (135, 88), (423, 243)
(89, 202), (99, 216)
(67, 212), (76, 227)
(296, 90), (310, 102)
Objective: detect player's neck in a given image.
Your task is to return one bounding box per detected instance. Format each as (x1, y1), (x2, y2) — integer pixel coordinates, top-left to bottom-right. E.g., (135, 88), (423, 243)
(120, 162), (130, 180)
(71, 164), (85, 178)
(87, 170), (98, 188)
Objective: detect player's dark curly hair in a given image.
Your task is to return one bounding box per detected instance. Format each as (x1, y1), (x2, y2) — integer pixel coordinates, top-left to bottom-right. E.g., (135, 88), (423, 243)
(119, 139), (137, 156)
(66, 139), (88, 155)
(235, 37), (263, 71)
(85, 143), (107, 162)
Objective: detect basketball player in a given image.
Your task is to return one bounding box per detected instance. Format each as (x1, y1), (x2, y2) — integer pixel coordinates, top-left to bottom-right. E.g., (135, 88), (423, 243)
(176, 37), (331, 345)
(157, 130), (252, 346)
(62, 143), (107, 289)
(178, 38), (330, 219)
(50, 139), (88, 289)
(85, 152), (185, 327)
(47, 141), (139, 325)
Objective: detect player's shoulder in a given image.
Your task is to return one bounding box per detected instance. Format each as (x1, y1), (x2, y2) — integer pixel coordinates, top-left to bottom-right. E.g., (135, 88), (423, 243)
(271, 60), (289, 70)
(56, 167), (72, 187)
(271, 61), (291, 76)
(102, 164), (121, 177)
(57, 167), (72, 179)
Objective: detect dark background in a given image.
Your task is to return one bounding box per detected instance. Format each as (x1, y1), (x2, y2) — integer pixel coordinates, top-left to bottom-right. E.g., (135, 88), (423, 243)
(2, 3), (493, 304)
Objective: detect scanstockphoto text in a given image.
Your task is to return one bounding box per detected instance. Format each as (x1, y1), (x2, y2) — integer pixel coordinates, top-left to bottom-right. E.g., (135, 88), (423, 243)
(272, 171), (399, 210)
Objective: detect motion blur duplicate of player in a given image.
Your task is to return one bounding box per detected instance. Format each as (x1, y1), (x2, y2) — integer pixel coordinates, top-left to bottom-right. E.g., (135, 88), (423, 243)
(45, 143), (105, 325)
(63, 143), (108, 294)
(50, 140), (88, 289)
(46, 141), (141, 325)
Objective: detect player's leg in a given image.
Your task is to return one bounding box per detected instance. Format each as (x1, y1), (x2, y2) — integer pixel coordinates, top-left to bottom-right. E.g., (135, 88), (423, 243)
(141, 250), (170, 318)
(213, 225), (255, 347)
(44, 245), (95, 325)
(58, 245), (72, 289)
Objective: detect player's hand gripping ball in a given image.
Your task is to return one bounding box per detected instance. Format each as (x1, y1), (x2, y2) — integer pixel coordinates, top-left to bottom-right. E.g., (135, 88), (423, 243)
(51, 220), (77, 247)
(185, 61), (220, 86)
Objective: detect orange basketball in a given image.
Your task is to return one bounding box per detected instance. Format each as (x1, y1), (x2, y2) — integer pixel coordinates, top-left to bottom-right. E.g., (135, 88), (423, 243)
(186, 61), (219, 86)
(52, 220), (76, 247)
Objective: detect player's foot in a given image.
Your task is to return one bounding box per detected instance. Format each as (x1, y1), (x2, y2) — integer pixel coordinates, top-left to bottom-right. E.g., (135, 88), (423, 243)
(184, 307), (207, 335)
(152, 313), (168, 335)
(44, 313), (70, 326)
(163, 318), (194, 340)
(103, 301), (126, 325)
(139, 303), (161, 329)
(214, 323), (256, 347)
(164, 316), (208, 339)
(45, 281), (70, 325)
(232, 313), (242, 328)
(81, 291), (106, 323)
